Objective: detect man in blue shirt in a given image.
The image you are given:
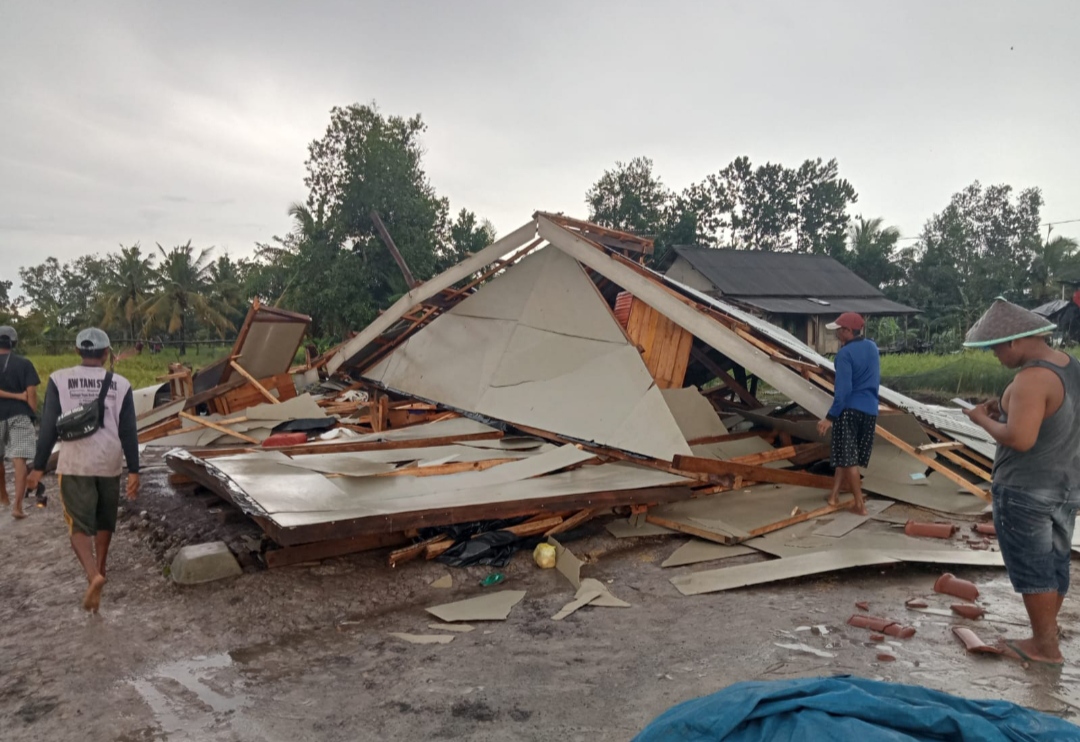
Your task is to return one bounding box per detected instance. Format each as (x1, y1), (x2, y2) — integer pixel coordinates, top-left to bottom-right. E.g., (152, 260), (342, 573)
(816, 313), (880, 516)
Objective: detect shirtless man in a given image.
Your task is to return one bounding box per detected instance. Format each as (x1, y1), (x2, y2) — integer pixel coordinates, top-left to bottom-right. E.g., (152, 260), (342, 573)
(963, 299), (1080, 668)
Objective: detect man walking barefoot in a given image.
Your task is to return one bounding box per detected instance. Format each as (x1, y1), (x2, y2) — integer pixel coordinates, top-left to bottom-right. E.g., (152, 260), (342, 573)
(27, 328), (140, 613)
(816, 313), (880, 516)
(963, 299), (1080, 668)
(0, 326), (40, 519)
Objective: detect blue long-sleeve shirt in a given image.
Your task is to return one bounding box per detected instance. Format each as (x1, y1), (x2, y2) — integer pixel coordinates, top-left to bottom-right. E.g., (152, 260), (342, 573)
(827, 337), (880, 420)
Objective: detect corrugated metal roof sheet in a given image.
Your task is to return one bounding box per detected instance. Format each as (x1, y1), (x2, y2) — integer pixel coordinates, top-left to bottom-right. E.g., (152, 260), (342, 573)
(735, 296), (920, 316)
(672, 246), (885, 299)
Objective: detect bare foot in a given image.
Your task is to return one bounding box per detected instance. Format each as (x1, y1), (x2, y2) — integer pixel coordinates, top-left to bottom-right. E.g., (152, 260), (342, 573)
(11, 509), (27, 520)
(82, 575), (106, 613)
(826, 495), (840, 507)
(849, 502), (868, 516)
(999, 637), (1064, 667)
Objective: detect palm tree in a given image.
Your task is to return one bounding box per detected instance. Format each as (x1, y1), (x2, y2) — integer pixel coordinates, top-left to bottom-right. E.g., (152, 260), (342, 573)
(99, 244), (156, 343)
(140, 241), (235, 353)
(844, 217), (901, 290)
(1030, 234), (1080, 304)
(209, 252), (249, 328)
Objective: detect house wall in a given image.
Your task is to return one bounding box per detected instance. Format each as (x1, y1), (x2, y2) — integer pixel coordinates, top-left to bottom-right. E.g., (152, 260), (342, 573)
(760, 314), (840, 355)
(665, 257), (718, 294)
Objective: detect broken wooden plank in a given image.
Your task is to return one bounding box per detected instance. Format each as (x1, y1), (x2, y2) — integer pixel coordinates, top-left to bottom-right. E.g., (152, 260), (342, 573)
(389, 534), (450, 568)
(371, 210), (419, 289)
(645, 514), (743, 545)
(690, 348), (760, 407)
(686, 431), (761, 446)
(747, 498), (855, 538)
(229, 360), (280, 405)
(937, 448), (992, 483)
(544, 509), (595, 537)
(375, 458), (518, 478)
(916, 441), (963, 453)
(192, 430), (505, 458)
(138, 417), (184, 443)
(874, 424), (990, 502)
(267, 531), (409, 569)
(178, 411), (260, 445)
(671, 454), (837, 490)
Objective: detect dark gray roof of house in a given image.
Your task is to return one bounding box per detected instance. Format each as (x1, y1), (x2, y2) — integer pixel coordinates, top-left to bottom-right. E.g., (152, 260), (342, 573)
(1032, 299), (1069, 318)
(672, 246), (885, 299)
(735, 296), (920, 316)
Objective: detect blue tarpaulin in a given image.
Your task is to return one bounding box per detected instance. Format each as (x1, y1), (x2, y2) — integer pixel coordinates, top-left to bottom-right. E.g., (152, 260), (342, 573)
(634, 676), (1080, 741)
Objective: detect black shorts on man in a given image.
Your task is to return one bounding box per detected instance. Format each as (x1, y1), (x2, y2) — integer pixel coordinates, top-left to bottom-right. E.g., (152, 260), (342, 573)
(831, 409), (877, 469)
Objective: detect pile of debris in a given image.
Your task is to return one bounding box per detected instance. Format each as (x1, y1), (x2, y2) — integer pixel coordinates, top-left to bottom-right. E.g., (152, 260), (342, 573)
(142, 213), (1001, 578)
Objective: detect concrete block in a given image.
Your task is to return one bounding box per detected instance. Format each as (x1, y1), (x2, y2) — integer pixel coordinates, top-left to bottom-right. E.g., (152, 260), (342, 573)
(171, 541), (242, 585)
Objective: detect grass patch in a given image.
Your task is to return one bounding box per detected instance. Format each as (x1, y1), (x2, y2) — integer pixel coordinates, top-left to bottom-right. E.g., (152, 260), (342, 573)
(880, 348), (1080, 397)
(24, 349), (229, 391)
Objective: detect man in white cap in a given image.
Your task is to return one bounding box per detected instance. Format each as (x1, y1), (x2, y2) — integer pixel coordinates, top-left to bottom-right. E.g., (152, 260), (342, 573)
(27, 328), (140, 613)
(963, 298), (1080, 668)
(816, 312), (880, 516)
(0, 325), (41, 519)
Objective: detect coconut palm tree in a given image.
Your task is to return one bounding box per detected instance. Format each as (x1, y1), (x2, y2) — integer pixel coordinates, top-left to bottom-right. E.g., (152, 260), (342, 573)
(99, 244), (156, 343)
(844, 217), (902, 290)
(140, 242), (235, 353)
(1030, 234), (1080, 304)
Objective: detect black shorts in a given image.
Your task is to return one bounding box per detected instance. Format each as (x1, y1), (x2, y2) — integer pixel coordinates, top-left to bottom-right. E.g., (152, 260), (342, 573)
(831, 409), (877, 468)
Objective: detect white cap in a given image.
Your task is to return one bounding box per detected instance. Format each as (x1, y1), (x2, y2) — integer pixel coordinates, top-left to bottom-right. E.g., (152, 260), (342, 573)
(75, 327), (111, 351)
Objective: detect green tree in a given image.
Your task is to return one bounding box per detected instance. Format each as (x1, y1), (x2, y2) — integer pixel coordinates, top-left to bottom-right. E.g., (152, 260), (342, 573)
(208, 252), (250, 329)
(794, 158), (859, 257)
(19, 255), (107, 339)
(894, 182), (1042, 330)
(1030, 234), (1080, 304)
(585, 157), (672, 237)
(141, 242), (235, 353)
(99, 244), (156, 343)
(438, 209), (497, 273)
(842, 217), (902, 290)
(0, 279), (14, 324)
(304, 102), (450, 310)
(247, 202), (374, 339)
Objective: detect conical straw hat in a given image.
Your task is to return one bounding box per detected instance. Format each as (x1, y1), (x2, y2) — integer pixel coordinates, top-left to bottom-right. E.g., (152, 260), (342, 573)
(963, 298), (1056, 348)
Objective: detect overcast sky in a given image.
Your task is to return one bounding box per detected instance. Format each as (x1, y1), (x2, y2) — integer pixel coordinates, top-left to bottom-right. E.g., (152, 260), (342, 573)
(2, 1), (1078, 291)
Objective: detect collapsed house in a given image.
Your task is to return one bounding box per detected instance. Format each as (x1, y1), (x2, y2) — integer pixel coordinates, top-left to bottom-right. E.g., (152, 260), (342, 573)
(141, 214), (1002, 585)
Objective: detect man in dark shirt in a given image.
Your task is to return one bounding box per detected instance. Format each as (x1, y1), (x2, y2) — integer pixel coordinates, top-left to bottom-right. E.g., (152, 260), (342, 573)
(0, 326), (40, 519)
(816, 313), (881, 516)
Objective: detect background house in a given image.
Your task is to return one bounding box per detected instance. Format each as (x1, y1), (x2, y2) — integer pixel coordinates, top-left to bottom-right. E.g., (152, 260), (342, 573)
(664, 246), (919, 353)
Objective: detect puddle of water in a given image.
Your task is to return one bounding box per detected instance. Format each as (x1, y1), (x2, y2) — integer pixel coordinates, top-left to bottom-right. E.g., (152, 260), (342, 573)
(129, 653), (257, 740)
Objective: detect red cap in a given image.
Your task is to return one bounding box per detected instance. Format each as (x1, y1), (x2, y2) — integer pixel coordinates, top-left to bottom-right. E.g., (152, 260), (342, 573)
(825, 312), (865, 331)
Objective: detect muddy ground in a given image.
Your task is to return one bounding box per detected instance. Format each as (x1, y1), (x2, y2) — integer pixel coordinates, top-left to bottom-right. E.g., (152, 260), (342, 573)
(3, 461), (1080, 742)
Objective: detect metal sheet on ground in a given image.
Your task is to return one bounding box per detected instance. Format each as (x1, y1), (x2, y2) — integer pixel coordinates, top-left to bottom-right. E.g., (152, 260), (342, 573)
(425, 590), (526, 622)
(812, 499), (893, 537)
(860, 413), (987, 516)
(605, 519), (676, 539)
(210, 445), (595, 518)
(268, 463), (689, 529)
(671, 549), (898, 595)
(650, 484), (832, 538)
(662, 539), (758, 568)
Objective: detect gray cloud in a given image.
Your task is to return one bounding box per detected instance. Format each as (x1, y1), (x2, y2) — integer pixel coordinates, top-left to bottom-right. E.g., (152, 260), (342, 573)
(2, 0), (1078, 292)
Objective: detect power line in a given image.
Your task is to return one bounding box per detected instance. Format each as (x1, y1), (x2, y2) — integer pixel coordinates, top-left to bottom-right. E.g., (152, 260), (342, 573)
(892, 217), (1080, 243)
